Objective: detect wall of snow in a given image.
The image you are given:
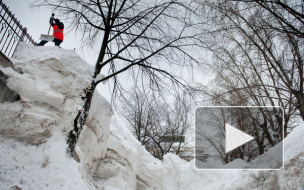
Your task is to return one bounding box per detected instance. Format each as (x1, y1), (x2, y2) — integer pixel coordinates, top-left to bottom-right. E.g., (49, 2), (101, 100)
(0, 43), (164, 189)
(0, 43), (91, 145)
(229, 124), (304, 189)
(1, 43), (304, 190)
(0, 43), (94, 189)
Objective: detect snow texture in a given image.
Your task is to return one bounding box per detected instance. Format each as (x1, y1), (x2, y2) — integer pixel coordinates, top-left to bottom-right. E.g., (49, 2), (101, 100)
(0, 43), (304, 190)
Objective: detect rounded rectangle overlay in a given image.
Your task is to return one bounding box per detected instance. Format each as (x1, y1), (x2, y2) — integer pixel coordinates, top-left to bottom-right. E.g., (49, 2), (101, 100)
(195, 106), (284, 170)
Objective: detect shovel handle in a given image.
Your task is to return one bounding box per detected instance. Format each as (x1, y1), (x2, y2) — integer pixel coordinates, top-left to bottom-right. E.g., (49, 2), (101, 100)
(47, 13), (55, 35)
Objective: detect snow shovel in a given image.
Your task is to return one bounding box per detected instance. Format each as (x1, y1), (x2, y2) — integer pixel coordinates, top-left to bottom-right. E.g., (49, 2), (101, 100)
(39, 13), (55, 41)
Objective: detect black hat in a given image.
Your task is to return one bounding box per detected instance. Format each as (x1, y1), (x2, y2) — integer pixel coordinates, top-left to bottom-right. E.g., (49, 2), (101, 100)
(54, 19), (60, 24)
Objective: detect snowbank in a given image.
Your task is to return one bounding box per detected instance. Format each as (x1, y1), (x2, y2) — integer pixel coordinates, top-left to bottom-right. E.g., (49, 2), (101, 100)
(0, 43), (164, 189)
(0, 133), (92, 190)
(1, 43), (304, 190)
(0, 43), (92, 145)
(0, 43), (94, 189)
(229, 123), (304, 190)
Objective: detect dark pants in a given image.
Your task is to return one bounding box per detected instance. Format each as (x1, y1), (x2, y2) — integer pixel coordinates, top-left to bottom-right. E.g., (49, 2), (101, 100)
(38, 39), (63, 46)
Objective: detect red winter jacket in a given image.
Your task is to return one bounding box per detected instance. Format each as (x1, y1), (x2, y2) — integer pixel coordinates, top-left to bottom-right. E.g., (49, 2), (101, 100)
(53, 25), (64, 40)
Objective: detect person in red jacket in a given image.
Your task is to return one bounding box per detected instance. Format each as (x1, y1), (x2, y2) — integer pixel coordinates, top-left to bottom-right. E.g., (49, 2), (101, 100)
(38, 18), (64, 47)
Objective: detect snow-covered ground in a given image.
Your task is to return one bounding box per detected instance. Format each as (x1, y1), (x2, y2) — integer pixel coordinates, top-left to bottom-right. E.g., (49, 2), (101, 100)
(0, 43), (304, 189)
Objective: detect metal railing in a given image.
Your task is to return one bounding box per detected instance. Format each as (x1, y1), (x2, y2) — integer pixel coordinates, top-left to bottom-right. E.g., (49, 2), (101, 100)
(0, 0), (37, 58)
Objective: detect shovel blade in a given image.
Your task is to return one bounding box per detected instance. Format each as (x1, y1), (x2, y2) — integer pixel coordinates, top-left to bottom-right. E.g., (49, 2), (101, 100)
(39, 34), (54, 42)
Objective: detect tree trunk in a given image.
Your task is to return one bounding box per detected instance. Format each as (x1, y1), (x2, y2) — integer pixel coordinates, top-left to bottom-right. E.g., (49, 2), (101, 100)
(66, 20), (110, 158)
(67, 80), (96, 157)
(295, 91), (304, 121)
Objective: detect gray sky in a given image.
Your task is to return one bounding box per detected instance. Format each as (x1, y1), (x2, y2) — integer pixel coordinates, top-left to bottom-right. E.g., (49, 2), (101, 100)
(3, 0), (98, 64)
(2, 0), (112, 101)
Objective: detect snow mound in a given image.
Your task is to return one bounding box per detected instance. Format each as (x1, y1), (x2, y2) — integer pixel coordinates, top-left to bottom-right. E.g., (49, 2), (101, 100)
(0, 43), (93, 145)
(0, 133), (91, 190)
(0, 43), (164, 189)
(229, 124), (304, 190)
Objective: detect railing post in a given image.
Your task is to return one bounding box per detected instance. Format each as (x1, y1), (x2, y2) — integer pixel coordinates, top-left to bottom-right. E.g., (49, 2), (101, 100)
(20, 27), (27, 42)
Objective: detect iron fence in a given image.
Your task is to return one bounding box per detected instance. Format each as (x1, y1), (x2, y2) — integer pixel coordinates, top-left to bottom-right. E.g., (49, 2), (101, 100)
(0, 0), (36, 58)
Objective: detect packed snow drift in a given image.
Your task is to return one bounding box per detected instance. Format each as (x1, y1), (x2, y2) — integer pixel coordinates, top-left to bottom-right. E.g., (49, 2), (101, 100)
(0, 43), (304, 190)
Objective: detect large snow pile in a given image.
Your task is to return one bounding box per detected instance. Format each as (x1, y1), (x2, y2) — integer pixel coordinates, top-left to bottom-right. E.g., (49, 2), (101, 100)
(229, 124), (304, 189)
(0, 43), (304, 190)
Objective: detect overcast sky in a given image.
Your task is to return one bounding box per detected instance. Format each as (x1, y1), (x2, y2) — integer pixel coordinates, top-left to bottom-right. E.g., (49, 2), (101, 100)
(2, 0), (112, 101)
(3, 0), (99, 63)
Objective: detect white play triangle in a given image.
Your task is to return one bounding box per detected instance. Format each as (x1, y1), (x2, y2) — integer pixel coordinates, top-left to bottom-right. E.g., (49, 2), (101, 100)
(225, 123), (254, 154)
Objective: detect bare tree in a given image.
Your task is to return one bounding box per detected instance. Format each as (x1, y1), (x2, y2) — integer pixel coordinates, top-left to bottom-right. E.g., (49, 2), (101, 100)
(194, 0), (303, 128)
(192, 1), (302, 162)
(227, 0), (304, 120)
(119, 90), (192, 160)
(232, 0), (304, 38)
(33, 0), (203, 157)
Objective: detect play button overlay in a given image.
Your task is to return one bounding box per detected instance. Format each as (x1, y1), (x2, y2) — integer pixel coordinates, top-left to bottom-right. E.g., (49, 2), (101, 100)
(195, 106), (283, 170)
(225, 124), (254, 154)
